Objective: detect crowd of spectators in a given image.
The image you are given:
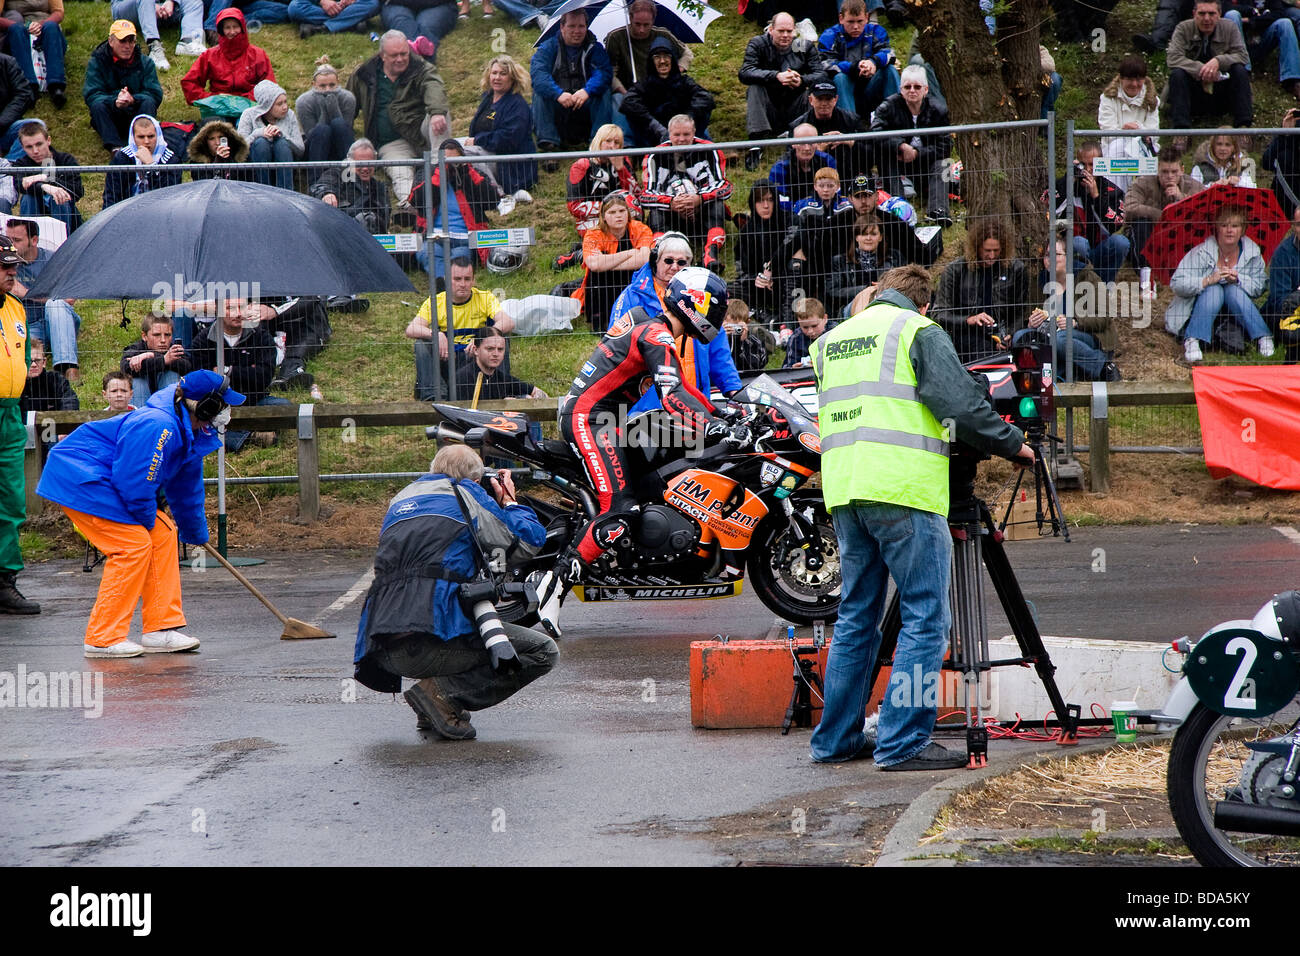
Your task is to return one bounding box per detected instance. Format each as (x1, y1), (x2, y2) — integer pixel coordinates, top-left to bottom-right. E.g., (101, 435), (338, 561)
(12, 0), (1300, 434)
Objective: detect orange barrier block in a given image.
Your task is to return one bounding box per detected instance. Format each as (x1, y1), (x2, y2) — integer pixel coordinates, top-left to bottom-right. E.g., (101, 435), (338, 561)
(690, 639), (831, 729)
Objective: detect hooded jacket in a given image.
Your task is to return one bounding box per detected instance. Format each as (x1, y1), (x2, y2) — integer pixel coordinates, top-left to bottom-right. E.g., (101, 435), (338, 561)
(181, 9), (275, 104)
(237, 79), (304, 157)
(102, 115), (183, 208)
(35, 384), (221, 544)
(735, 187), (788, 281)
(409, 159), (496, 251)
(187, 118), (251, 180)
(82, 38), (163, 115)
(620, 37), (715, 146)
(295, 82), (357, 137)
(347, 50), (449, 153)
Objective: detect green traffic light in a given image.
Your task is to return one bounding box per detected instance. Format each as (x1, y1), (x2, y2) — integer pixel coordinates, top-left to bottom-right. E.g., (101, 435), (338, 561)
(1019, 396), (1039, 418)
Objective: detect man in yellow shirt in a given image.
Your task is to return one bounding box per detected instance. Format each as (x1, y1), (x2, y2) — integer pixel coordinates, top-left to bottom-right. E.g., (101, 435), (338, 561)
(0, 235), (39, 614)
(404, 255), (516, 400)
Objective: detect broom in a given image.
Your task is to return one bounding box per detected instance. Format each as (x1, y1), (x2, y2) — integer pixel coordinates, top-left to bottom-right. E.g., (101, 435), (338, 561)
(202, 545), (335, 640)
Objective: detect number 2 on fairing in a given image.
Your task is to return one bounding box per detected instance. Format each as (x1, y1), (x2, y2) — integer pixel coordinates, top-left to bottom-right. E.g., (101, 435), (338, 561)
(1223, 637), (1258, 711)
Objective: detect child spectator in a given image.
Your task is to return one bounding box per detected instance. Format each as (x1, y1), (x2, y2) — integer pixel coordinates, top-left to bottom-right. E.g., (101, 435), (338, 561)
(121, 313), (192, 407)
(722, 298), (773, 373)
(102, 370), (135, 413)
(238, 79), (303, 191)
(1190, 133), (1256, 188)
(783, 297), (836, 368)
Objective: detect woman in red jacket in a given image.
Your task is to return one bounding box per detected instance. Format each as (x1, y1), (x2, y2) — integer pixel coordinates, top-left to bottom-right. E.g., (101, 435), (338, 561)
(181, 8), (274, 105)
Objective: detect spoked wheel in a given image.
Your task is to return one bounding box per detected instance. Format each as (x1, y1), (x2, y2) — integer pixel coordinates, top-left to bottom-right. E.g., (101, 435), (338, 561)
(747, 498), (841, 625)
(1167, 701), (1300, 867)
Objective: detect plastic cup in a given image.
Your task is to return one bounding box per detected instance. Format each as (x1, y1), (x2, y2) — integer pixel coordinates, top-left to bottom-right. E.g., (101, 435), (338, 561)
(1111, 700), (1138, 743)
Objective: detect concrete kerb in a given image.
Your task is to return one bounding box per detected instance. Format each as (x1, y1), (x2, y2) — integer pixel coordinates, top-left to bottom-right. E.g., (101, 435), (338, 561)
(875, 734), (1177, 867)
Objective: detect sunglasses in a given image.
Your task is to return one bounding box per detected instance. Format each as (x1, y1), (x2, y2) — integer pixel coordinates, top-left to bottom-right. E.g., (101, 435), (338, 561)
(662, 257), (691, 266)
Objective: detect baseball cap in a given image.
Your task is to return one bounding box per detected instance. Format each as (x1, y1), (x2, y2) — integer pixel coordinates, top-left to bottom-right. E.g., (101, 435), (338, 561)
(810, 81), (837, 98)
(179, 370), (247, 406)
(850, 174), (880, 195)
(109, 19), (138, 40)
(0, 236), (22, 268)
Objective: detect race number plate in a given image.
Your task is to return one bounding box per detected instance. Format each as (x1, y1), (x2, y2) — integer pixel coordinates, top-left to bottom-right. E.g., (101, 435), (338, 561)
(1183, 628), (1300, 717)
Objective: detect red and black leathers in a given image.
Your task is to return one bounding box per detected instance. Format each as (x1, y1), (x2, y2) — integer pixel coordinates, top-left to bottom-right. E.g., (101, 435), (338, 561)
(560, 306), (719, 563)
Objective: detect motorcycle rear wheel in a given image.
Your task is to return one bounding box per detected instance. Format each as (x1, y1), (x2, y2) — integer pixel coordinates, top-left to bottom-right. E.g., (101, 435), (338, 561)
(747, 497), (841, 625)
(1167, 701), (1300, 867)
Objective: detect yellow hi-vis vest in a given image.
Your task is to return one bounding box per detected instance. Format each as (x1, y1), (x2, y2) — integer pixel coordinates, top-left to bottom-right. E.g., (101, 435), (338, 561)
(0, 293), (28, 403)
(812, 300), (950, 515)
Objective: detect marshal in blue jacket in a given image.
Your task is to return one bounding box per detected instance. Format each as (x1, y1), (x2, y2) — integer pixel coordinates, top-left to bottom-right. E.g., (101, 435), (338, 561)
(35, 384), (220, 544)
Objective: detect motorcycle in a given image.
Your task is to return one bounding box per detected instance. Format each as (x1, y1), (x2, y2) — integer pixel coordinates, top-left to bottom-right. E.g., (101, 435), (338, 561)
(1160, 591), (1300, 866)
(425, 374), (840, 625)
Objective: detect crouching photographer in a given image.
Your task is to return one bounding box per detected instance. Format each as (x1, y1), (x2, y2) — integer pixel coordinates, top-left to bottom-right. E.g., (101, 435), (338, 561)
(352, 444), (555, 741)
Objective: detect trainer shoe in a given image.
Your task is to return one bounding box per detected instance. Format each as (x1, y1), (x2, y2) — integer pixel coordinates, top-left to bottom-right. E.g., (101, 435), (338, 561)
(1258, 335), (1276, 358)
(141, 629), (200, 653)
(512, 189), (533, 204)
(85, 640), (145, 659)
(148, 39), (170, 72)
(879, 741), (968, 771)
(1184, 338), (1203, 364)
(404, 678), (475, 739)
(175, 36), (206, 56)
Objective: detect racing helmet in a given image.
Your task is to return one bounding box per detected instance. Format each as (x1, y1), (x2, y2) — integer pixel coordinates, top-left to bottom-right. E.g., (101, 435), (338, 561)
(486, 244), (527, 275)
(664, 267), (727, 344)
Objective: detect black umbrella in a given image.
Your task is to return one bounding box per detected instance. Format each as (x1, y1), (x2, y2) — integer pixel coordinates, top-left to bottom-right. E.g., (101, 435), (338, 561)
(27, 178), (416, 300)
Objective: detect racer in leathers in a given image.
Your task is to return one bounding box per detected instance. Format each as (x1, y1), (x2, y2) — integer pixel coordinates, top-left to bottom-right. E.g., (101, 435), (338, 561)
(535, 267), (745, 639)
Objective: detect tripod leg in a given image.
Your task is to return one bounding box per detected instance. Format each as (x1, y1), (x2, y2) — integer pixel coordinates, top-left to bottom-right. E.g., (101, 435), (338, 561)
(1038, 454), (1071, 543)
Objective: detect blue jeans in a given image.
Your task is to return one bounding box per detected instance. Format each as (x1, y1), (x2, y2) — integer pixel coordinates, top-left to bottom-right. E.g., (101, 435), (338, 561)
(225, 395), (290, 452)
(1040, 71), (1063, 117)
(131, 369), (181, 408)
(303, 117), (353, 163)
(18, 192), (78, 235)
(205, 0), (292, 30)
(5, 20), (65, 86)
(1226, 10), (1300, 83)
(286, 0), (380, 31)
(533, 89), (613, 148)
(1185, 280), (1271, 344)
(249, 135), (295, 191)
(414, 239), (470, 277)
(831, 63), (900, 118)
(1072, 233), (1130, 284)
(381, 2), (457, 48)
(112, 0), (205, 40)
(810, 502), (953, 767)
(27, 299), (80, 368)
(1055, 328), (1110, 380)
(492, 0), (564, 25)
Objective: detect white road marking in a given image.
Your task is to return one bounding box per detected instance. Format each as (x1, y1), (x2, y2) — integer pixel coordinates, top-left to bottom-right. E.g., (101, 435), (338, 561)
(1273, 525), (1300, 548)
(313, 569), (373, 625)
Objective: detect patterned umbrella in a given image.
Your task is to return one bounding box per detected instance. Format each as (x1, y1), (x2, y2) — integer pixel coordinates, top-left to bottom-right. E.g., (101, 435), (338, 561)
(1144, 184), (1288, 286)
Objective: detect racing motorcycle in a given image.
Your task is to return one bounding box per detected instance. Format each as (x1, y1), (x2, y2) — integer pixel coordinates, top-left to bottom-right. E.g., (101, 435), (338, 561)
(1160, 591), (1300, 866)
(425, 374), (840, 625)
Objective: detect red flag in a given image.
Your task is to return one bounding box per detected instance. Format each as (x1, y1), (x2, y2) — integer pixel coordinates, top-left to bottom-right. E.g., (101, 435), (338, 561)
(1193, 366), (1300, 489)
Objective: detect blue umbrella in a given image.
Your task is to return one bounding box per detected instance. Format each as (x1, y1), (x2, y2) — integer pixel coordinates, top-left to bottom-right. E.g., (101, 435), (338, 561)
(27, 178), (416, 301)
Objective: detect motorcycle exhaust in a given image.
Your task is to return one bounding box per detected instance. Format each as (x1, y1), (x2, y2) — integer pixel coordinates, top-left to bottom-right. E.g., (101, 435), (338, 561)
(426, 423), (465, 443)
(1214, 800), (1300, 837)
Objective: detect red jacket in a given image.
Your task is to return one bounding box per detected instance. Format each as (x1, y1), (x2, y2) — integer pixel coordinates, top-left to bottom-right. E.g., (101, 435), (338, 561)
(181, 8), (275, 104)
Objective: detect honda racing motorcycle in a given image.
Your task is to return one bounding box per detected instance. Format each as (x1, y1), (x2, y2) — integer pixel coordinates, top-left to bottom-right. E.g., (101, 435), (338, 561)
(427, 373), (840, 625)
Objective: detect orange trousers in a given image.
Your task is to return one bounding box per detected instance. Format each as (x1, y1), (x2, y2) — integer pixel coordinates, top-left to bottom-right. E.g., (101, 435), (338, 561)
(62, 507), (186, 648)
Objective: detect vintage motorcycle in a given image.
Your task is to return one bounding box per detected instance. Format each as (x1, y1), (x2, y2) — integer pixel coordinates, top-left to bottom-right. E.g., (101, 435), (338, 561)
(1161, 591), (1300, 866)
(426, 374), (840, 625)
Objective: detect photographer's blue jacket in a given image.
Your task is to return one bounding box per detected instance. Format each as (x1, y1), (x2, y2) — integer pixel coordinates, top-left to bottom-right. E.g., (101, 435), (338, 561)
(353, 474), (545, 693)
(35, 384), (220, 544)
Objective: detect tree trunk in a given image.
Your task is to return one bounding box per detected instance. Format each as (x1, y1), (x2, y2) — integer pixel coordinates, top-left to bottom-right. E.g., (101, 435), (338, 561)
(908, 0), (1050, 259)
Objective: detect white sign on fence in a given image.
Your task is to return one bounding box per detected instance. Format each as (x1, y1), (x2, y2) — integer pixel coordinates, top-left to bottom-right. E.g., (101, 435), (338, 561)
(374, 234), (421, 253)
(1092, 157), (1157, 177)
(470, 228), (536, 249)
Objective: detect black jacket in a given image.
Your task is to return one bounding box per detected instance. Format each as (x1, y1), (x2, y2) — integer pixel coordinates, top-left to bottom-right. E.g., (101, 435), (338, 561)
(1263, 132), (1300, 217)
(311, 167), (392, 233)
(10, 148), (84, 230)
(869, 92), (952, 166)
(826, 247), (905, 310)
(0, 53), (34, 132)
(932, 257), (1030, 363)
(120, 338), (195, 393)
(1054, 168), (1124, 249)
(620, 43), (715, 146)
(735, 191), (789, 281)
(190, 322), (278, 403)
(20, 369), (78, 415)
(739, 33), (829, 94)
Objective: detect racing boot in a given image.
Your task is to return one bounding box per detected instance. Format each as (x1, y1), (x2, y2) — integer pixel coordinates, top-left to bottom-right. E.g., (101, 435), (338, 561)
(534, 553), (582, 641)
(0, 572), (39, 615)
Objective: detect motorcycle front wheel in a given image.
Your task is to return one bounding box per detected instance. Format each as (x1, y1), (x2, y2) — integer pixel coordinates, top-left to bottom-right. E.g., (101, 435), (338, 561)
(747, 496), (841, 625)
(1167, 701), (1300, 867)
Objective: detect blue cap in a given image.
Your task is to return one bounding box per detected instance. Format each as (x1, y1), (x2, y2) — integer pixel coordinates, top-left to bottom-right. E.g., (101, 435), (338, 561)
(179, 369), (246, 406)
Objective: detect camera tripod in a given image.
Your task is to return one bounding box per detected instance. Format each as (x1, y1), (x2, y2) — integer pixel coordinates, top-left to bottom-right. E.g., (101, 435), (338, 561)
(868, 452), (1083, 767)
(1000, 429), (1071, 543)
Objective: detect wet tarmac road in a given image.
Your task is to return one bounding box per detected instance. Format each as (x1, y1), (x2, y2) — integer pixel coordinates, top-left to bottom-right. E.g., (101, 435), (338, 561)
(3, 523), (1298, 866)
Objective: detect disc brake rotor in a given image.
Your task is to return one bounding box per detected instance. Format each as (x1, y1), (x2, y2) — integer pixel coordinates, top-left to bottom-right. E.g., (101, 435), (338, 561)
(776, 529), (842, 597)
